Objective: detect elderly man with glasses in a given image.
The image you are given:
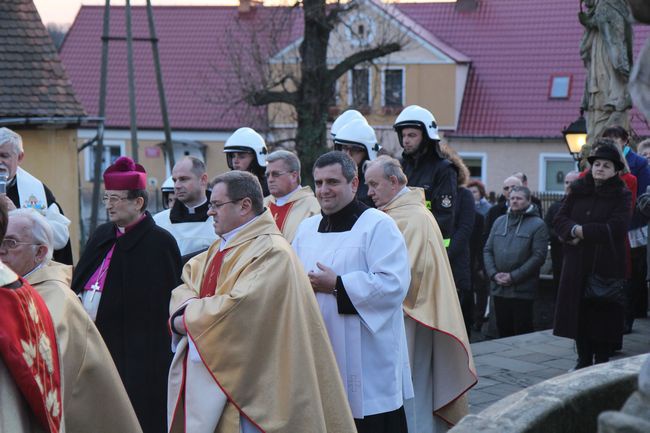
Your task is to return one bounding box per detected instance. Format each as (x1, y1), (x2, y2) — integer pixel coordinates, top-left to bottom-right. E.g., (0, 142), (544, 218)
(72, 156), (181, 433)
(0, 127), (73, 264)
(263, 150), (320, 242)
(1, 207), (142, 433)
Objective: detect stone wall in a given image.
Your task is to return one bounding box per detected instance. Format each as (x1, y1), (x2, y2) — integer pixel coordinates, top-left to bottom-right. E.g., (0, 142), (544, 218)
(450, 354), (648, 433)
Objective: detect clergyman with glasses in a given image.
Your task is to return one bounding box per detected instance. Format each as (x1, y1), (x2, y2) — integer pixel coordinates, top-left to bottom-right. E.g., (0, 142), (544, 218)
(167, 170), (355, 433)
(71, 156), (181, 433)
(263, 150), (320, 242)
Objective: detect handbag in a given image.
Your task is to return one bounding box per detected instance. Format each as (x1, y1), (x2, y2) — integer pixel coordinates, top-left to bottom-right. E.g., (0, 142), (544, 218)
(583, 225), (626, 306)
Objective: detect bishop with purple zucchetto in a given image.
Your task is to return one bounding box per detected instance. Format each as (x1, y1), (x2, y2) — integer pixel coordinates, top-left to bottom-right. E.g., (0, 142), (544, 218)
(72, 156), (182, 433)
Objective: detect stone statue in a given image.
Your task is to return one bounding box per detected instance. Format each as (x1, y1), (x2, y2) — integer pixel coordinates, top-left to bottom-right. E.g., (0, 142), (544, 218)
(579, 0), (633, 142)
(598, 355), (650, 432)
(629, 0), (650, 120)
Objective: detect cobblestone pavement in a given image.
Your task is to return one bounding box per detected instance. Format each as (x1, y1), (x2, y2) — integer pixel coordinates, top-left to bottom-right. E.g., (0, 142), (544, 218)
(468, 317), (650, 413)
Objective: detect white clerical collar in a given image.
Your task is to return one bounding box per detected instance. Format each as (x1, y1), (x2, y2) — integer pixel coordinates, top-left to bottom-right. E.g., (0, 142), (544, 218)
(23, 262), (44, 279)
(380, 186), (410, 210)
(274, 185), (302, 206)
(185, 198), (207, 215)
(219, 214), (260, 250)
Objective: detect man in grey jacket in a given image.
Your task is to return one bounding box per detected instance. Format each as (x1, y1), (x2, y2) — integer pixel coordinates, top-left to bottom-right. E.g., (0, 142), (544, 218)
(484, 186), (549, 337)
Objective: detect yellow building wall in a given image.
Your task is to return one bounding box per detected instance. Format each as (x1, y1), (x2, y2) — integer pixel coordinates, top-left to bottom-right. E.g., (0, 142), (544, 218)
(404, 64), (457, 128)
(268, 63), (459, 131)
(19, 128), (80, 261)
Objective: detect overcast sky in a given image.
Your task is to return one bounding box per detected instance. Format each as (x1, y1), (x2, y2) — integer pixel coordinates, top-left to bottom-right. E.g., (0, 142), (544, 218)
(35, 0), (454, 27)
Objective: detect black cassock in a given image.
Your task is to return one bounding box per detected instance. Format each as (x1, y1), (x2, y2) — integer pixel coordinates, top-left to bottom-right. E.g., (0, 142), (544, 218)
(72, 212), (181, 433)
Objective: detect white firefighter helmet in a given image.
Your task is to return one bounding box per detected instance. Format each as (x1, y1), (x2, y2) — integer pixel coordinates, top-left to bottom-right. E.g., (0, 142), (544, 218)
(161, 176), (174, 192)
(333, 118), (381, 160)
(331, 109), (367, 138)
(224, 127), (268, 167)
(393, 105), (440, 143)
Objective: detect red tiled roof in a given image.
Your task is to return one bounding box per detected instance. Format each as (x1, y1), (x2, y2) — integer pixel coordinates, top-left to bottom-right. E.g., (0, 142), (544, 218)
(395, 0), (650, 138)
(0, 0), (85, 119)
(60, 5), (302, 131)
(61, 1), (650, 137)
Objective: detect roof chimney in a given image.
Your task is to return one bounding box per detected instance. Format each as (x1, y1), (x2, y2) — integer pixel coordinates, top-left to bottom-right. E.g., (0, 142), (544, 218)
(239, 0), (261, 14)
(455, 0), (479, 13)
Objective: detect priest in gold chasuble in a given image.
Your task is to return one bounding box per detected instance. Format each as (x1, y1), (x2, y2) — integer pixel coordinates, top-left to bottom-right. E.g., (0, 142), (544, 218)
(263, 150), (320, 242)
(365, 156), (477, 432)
(168, 171), (355, 433)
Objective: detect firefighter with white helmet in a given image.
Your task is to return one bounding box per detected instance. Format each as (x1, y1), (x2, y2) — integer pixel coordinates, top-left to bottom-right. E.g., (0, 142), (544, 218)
(224, 127), (270, 196)
(330, 109), (367, 139)
(333, 117), (380, 206)
(393, 105), (457, 244)
(161, 176), (175, 209)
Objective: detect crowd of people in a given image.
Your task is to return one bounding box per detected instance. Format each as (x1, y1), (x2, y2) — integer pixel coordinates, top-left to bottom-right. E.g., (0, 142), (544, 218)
(0, 105), (648, 432)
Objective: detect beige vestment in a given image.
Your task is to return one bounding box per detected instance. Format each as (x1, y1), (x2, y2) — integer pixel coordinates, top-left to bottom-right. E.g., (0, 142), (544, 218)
(168, 210), (356, 433)
(27, 262), (142, 433)
(264, 186), (320, 242)
(383, 188), (477, 426)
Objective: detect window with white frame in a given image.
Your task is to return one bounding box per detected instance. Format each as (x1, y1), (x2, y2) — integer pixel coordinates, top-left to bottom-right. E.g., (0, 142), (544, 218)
(459, 152), (486, 183)
(540, 153), (576, 192)
(85, 140), (125, 181)
(383, 68), (404, 107)
(350, 68), (370, 108)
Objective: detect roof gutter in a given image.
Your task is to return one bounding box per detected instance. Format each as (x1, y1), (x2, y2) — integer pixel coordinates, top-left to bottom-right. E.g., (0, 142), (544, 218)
(0, 116), (104, 128)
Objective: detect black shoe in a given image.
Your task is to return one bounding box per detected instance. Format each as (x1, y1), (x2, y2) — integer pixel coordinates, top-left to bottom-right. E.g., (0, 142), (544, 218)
(568, 358), (592, 372)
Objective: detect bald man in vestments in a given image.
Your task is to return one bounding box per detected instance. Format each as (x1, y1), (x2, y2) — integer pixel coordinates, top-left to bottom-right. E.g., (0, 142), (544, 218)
(365, 156), (477, 432)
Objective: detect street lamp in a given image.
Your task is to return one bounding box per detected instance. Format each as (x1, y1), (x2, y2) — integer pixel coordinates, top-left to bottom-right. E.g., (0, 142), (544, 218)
(563, 113), (587, 161)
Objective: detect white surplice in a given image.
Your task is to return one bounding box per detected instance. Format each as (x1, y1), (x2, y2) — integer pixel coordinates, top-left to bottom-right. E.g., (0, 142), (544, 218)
(292, 208), (414, 418)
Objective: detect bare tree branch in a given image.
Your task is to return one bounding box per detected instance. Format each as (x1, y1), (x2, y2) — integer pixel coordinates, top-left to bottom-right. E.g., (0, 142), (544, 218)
(326, 42), (402, 86)
(247, 89), (297, 106)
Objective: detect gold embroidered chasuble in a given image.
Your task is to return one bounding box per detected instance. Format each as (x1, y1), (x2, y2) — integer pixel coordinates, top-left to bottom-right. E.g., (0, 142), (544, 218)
(168, 210), (355, 433)
(383, 188), (477, 425)
(263, 186), (320, 242)
(27, 262), (142, 433)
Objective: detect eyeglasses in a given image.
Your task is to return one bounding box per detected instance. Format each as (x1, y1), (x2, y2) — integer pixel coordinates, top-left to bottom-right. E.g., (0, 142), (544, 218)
(503, 185), (516, 191)
(102, 195), (129, 205)
(208, 198), (243, 211)
(0, 239), (37, 250)
(265, 171), (292, 179)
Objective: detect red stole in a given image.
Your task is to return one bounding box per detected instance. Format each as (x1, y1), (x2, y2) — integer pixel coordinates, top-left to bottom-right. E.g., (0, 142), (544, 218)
(0, 278), (62, 433)
(199, 249), (229, 298)
(269, 201), (295, 232)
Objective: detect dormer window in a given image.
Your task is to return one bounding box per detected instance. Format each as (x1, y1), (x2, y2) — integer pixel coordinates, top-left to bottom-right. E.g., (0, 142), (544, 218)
(549, 75), (571, 99)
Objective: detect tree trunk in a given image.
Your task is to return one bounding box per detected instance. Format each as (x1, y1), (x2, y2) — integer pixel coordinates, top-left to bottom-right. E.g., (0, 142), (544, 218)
(295, 0), (331, 184)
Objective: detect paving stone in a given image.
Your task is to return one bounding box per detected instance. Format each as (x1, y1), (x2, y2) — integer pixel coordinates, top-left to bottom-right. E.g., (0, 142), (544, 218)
(480, 383), (526, 398)
(526, 367), (570, 380)
(470, 341), (513, 356)
(474, 354), (541, 373)
(465, 317), (650, 417)
(540, 358), (576, 370)
(513, 352), (557, 363)
(468, 389), (502, 405)
(498, 348), (532, 358)
(472, 377), (500, 390)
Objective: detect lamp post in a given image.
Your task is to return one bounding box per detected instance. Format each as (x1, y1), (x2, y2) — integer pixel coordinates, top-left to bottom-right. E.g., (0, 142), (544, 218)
(563, 113), (587, 162)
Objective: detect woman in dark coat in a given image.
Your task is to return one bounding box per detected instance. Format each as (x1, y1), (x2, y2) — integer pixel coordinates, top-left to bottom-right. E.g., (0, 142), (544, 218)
(553, 142), (631, 368)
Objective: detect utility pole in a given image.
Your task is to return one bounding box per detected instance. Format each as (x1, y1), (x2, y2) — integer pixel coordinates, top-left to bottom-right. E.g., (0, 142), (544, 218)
(146, 0), (175, 169)
(125, 0), (139, 162)
(90, 0), (111, 234)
